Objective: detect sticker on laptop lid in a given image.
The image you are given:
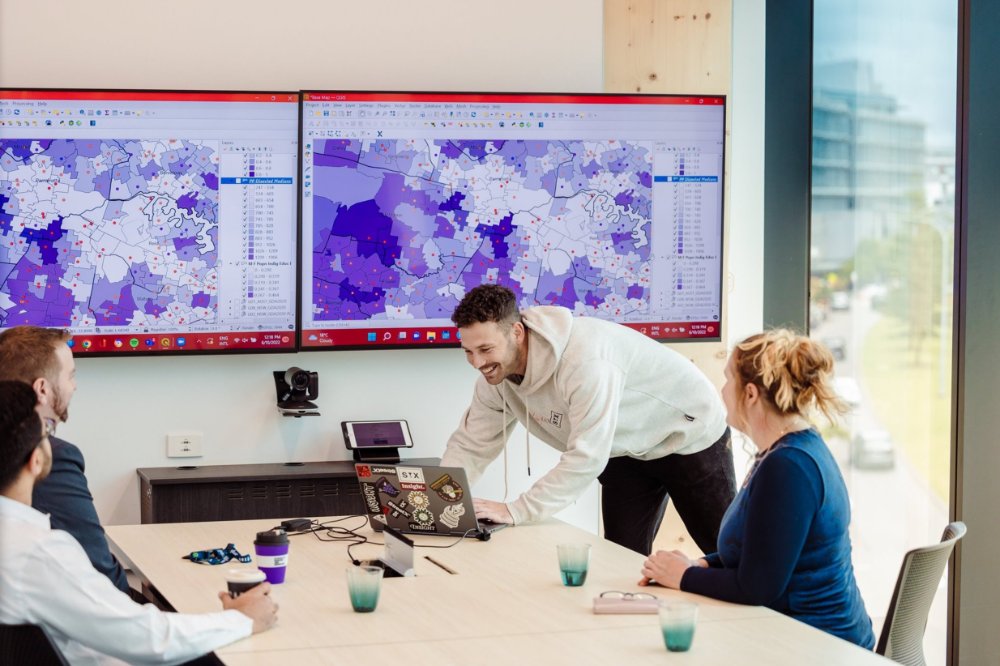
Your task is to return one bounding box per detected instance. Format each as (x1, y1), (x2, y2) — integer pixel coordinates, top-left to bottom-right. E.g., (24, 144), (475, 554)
(407, 491), (430, 509)
(376, 476), (400, 497)
(386, 499), (412, 519)
(440, 503), (466, 529)
(412, 508), (434, 526)
(396, 467), (425, 484)
(430, 473), (464, 502)
(407, 522), (437, 533)
(361, 483), (381, 514)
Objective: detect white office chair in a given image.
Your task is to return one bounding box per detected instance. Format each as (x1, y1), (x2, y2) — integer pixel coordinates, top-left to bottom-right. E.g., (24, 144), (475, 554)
(875, 521), (966, 666)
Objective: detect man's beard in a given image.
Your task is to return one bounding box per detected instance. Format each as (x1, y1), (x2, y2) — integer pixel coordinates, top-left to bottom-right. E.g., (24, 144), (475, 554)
(52, 386), (70, 423)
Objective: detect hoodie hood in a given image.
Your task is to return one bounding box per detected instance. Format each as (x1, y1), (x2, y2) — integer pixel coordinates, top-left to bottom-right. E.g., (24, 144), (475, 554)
(516, 306), (574, 393)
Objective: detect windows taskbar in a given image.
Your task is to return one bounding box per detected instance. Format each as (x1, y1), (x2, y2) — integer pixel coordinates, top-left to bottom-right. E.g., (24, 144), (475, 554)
(299, 321), (720, 348)
(67, 331), (294, 353)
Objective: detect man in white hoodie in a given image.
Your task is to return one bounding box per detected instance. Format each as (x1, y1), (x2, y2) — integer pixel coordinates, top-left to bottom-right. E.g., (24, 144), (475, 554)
(441, 285), (736, 556)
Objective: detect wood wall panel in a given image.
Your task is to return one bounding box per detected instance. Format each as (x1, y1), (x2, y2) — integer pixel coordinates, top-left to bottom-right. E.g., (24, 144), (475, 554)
(603, 0), (731, 95)
(603, 0), (734, 556)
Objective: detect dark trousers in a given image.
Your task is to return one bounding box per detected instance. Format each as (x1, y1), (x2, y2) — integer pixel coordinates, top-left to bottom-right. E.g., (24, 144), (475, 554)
(598, 427), (736, 556)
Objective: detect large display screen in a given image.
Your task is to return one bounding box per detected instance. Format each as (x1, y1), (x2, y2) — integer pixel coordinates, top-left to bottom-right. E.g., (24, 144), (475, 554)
(0, 89), (299, 355)
(300, 91), (725, 349)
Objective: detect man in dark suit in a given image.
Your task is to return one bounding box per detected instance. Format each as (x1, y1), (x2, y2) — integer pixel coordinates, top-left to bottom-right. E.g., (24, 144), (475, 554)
(0, 326), (130, 593)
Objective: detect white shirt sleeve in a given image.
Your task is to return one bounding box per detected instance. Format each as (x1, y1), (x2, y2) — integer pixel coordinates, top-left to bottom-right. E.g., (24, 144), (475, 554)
(16, 530), (252, 665)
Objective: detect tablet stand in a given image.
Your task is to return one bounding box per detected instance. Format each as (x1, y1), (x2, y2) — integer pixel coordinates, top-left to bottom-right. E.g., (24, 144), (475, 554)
(352, 447), (401, 464)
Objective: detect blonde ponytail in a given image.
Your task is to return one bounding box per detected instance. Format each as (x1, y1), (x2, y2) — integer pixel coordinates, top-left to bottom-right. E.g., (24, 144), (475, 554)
(732, 329), (846, 422)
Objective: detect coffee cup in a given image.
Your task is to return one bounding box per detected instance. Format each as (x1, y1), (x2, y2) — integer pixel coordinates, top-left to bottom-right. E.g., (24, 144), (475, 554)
(254, 528), (290, 584)
(225, 568), (266, 598)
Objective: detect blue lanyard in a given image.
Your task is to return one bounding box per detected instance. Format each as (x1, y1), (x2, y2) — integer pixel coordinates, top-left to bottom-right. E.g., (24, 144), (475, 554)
(183, 543), (251, 565)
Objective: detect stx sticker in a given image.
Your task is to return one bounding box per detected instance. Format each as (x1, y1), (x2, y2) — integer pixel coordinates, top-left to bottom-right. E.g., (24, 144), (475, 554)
(397, 467), (426, 484)
(430, 473), (464, 502)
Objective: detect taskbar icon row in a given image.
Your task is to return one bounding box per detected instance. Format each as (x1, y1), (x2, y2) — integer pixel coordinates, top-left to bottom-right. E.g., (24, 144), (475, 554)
(301, 321), (719, 348)
(302, 327), (462, 348)
(67, 331), (294, 353)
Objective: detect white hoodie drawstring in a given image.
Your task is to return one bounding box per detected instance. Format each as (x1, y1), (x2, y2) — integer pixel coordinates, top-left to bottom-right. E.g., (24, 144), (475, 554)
(525, 394), (532, 477)
(500, 384), (532, 504)
(502, 383), (509, 502)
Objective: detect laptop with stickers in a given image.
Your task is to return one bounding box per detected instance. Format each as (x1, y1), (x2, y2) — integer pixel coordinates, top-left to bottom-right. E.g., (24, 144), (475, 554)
(354, 463), (508, 539)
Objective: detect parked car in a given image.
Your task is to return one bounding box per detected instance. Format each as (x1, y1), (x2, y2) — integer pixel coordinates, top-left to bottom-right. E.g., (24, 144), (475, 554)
(831, 291), (851, 311)
(822, 336), (847, 361)
(832, 376), (862, 409)
(851, 430), (896, 470)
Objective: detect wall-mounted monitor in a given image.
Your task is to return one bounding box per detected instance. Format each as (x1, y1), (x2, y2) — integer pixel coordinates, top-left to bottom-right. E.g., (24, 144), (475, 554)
(300, 91), (725, 350)
(0, 89), (299, 355)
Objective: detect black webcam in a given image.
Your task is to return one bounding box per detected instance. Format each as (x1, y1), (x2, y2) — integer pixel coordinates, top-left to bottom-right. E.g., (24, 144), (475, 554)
(273, 367), (320, 417)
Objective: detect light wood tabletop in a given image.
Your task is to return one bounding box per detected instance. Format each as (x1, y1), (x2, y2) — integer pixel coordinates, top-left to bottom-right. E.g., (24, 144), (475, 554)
(107, 517), (891, 664)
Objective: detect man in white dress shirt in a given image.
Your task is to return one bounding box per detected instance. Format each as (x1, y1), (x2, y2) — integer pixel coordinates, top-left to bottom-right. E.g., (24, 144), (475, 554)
(0, 380), (279, 665)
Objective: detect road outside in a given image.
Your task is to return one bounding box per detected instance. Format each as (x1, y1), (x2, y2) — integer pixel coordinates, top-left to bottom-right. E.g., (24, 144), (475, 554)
(813, 288), (949, 665)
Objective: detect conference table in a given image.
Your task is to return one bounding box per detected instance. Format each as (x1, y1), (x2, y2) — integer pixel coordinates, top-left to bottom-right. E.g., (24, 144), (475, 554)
(106, 516), (892, 665)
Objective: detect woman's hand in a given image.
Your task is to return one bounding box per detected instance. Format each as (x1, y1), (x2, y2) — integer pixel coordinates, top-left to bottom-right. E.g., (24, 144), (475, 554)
(639, 550), (698, 589)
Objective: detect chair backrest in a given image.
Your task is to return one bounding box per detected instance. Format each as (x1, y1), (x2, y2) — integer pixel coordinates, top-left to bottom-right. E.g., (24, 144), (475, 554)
(876, 521), (966, 666)
(0, 623), (69, 665)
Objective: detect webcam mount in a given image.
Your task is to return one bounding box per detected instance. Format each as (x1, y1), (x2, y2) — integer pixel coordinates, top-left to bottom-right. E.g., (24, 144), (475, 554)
(274, 367), (320, 417)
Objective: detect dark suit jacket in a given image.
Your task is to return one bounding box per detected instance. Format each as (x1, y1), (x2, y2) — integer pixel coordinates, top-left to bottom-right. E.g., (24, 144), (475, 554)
(32, 436), (130, 593)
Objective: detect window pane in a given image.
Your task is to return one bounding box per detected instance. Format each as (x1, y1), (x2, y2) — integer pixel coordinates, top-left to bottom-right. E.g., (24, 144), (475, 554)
(811, 2), (956, 663)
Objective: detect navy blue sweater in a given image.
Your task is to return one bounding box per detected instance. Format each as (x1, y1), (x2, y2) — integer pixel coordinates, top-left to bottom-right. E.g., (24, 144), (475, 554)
(32, 436), (130, 593)
(681, 428), (875, 648)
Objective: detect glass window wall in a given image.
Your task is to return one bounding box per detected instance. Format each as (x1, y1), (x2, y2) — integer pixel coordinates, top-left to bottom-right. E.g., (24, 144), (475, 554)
(811, 1), (956, 663)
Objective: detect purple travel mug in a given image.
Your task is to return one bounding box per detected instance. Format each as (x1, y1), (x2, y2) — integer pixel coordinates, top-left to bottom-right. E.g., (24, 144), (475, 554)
(254, 528), (290, 584)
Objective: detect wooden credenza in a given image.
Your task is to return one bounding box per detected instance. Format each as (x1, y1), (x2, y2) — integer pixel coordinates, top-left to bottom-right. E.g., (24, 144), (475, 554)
(137, 459), (438, 524)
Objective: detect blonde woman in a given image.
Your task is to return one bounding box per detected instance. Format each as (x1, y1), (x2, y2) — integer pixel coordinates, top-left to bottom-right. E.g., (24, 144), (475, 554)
(640, 330), (875, 648)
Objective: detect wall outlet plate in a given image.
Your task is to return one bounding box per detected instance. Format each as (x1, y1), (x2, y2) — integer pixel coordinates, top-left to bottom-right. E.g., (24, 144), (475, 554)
(167, 433), (203, 458)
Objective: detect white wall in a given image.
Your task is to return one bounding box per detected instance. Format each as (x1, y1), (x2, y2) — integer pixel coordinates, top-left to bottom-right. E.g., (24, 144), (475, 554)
(1, 0), (767, 530)
(0, 0), (606, 527)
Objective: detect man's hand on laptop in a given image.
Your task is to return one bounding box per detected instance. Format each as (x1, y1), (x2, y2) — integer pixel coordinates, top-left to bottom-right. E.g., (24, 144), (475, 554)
(473, 498), (514, 524)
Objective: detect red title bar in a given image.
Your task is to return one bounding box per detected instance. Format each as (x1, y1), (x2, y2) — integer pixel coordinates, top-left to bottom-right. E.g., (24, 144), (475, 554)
(0, 90), (298, 103)
(303, 92), (724, 106)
